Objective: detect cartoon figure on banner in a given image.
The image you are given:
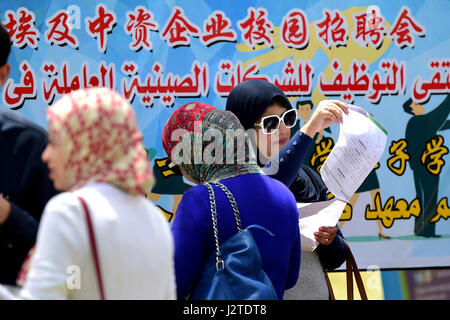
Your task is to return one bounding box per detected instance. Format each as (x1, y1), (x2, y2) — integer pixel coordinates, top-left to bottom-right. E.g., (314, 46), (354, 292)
(144, 149), (191, 223)
(404, 94), (450, 238)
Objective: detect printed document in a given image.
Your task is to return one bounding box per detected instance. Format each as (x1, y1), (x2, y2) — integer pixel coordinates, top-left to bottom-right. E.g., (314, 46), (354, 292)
(299, 104), (388, 250)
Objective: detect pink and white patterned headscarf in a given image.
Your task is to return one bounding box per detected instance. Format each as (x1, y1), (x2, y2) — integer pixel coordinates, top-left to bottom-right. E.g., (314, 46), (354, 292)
(46, 87), (154, 195)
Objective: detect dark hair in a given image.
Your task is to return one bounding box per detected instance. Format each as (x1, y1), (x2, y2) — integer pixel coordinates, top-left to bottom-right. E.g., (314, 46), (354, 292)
(0, 24), (11, 67)
(296, 100), (313, 110)
(403, 98), (414, 115)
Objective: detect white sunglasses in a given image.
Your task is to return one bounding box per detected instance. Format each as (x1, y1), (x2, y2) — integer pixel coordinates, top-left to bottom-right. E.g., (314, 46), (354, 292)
(254, 109), (298, 135)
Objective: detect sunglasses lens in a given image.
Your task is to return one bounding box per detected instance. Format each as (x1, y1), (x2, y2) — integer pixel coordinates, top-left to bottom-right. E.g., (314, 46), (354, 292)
(283, 109), (298, 127)
(262, 117), (280, 133)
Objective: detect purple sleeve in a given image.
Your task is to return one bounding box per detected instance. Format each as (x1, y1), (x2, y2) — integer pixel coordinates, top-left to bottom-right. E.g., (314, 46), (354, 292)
(263, 131), (313, 187)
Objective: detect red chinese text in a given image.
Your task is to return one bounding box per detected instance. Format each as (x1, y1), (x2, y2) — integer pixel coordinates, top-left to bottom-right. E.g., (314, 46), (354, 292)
(85, 4), (117, 53)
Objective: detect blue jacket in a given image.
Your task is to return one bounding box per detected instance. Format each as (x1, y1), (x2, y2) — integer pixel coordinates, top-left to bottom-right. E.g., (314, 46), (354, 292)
(0, 108), (59, 284)
(172, 174), (301, 300)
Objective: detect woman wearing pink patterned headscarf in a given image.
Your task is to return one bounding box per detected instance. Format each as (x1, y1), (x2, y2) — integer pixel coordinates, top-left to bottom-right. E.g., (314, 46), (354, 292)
(44, 87), (153, 195)
(16, 88), (176, 300)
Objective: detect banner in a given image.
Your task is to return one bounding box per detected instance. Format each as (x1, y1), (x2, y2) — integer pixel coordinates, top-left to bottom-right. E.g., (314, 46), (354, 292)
(1, 0), (449, 269)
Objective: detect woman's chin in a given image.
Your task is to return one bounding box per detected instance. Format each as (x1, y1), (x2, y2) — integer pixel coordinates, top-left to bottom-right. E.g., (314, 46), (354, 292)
(53, 180), (68, 192)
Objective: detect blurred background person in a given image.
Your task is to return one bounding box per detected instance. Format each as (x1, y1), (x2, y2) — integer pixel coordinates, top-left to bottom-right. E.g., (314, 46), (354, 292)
(4, 88), (175, 299)
(0, 23), (59, 287)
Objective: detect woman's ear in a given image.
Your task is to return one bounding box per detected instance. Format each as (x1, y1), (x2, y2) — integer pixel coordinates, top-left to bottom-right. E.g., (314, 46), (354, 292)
(0, 63), (10, 87)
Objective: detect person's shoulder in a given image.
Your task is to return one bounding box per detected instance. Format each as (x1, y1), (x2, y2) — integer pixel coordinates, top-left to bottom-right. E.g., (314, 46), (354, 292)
(44, 192), (79, 213)
(0, 108), (47, 139)
(229, 172), (290, 194)
(40, 191), (82, 227)
(260, 174), (298, 208)
(260, 173), (294, 194)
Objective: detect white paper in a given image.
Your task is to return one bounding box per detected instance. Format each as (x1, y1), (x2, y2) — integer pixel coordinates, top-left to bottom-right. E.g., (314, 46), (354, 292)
(298, 199), (347, 251)
(320, 104), (388, 201)
(297, 104), (387, 251)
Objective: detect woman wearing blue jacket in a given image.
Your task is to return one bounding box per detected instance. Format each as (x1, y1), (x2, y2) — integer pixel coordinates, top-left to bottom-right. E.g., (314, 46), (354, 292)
(226, 79), (349, 299)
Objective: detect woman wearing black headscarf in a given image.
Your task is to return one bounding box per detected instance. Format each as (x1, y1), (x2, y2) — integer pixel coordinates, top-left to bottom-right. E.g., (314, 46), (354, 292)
(226, 79), (349, 300)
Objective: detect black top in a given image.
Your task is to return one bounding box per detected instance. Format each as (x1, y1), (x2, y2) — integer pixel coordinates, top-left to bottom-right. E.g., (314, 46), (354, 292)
(0, 108), (59, 284)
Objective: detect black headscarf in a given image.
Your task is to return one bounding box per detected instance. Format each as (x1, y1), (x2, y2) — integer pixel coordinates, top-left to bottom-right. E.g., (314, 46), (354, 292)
(225, 79), (291, 130)
(225, 79), (328, 203)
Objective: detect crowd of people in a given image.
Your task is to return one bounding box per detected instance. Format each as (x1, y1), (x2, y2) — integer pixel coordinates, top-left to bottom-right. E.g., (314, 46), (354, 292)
(0, 23), (350, 300)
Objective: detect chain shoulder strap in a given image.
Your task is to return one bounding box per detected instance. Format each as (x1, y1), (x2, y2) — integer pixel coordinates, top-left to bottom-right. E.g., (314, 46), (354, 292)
(204, 183), (223, 271)
(204, 181), (243, 271)
(210, 181), (242, 232)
